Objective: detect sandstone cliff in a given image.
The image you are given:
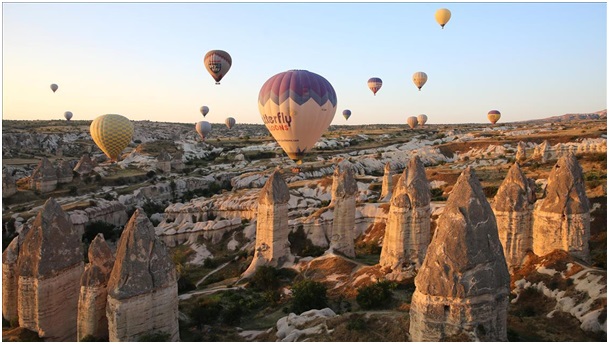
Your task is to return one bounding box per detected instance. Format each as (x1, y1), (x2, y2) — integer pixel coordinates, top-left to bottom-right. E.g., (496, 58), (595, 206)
(106, 209), (179, 341)
(409, 167), (510, 341)
(533, 154), (591, 262)
(3, 167), (17, 198)
(17, 197), (84, 341)
(328, 160), (358, 257)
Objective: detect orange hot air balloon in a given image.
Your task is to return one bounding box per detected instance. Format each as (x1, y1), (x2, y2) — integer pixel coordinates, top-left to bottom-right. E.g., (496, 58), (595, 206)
(204, 50), (232, 84)
(487, 110), (501, 124)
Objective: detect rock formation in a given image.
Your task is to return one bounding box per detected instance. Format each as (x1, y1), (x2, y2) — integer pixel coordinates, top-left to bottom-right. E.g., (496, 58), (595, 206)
(106, 209), (179, 342)
(534, 140), (551, 163)
(69, 200), (129, 237)
(170, 151), (185, 172)
(30, 157), (58, 193)
(2, 236), (21, 322)
(73, 153), (96, 176)
(243, 170), (293, 277)
(516, 141), (526, 162)
(157, 150), (172, 174)
(77, 234), (115, 341)
(379, 155), (431, 277)
(17, 198), (84, 341)
(533, 154), (590, 262)
(409, 167), (510, 342)
(56, 159), (74, 184)
(379, 162), (394, 202)
(3, 166), (17, 198)
(328, 160), (358, 258)
(492, 163), (536, 271)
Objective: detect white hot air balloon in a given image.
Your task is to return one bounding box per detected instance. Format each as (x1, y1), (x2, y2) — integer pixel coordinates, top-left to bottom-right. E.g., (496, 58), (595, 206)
(64, 111), (73, 121)
(417, 114), (428, 126)
(195, 121), (212, 140)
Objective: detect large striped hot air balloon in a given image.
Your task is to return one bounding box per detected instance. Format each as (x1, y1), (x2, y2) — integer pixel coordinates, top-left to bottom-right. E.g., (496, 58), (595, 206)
(200, 106), (209, 117)
(343, 109), (352, 120)
(435, 8), (452, 29)
(367, 77), (383, 96)
(196, 121), (212, 140)
(204, 50), (232, 84)
(90, 114), (134, 161)
(50, 84), (58, 93)
(417, 114), (428, 126)
(258, 69), (337, 164)
(413, 72), (428, 91)
(488, 110), (501, 124)
(225, 117), (236, 129)
(407, 116), (419, 129)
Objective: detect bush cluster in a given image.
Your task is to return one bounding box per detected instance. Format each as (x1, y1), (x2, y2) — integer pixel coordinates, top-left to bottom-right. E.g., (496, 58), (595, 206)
(356, 280), (396, 310)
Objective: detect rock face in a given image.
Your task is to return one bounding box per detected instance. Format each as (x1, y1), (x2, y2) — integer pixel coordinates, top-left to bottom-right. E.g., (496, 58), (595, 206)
(409, 167), (510, 342)
(30, 157), (58, 193)
(56, 159), (74, 184)
(2, 237), (20, 322)
(106, 209), (179, 342)
(328, 160), (358, 258)
(77, 234), (115, 341)
(516, 141), (526, 162)
(3, 167), (17, 198)
(534, 140), (551, 163)
(170, 151), (185, 172)
(17, 198), (84, 341)
(533, 155), (591, 262)
(73, 153), (96, 176)
(379, 162), (394, 201)
(379, 155), (431, 277)
(492, 163), (536, 271)
(243, 170), (293, 277)
(69, 200), (129, 237)
(157, 150), (172, 174)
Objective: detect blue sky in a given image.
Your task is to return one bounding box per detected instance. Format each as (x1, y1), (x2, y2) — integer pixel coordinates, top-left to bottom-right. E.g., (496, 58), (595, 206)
(2, 2), (607, 125)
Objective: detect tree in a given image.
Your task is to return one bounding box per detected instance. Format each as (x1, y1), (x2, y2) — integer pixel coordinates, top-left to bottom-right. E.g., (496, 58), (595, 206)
(291, 280), (327, 314)
(356, 280), (395, 310)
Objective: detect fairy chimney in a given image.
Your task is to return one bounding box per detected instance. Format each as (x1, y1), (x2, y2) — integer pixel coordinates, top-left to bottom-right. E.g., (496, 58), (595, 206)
(379, 162), (394, 202)
(492, 163), (536, 271)
(379, 155), (431, 278)
(30, 157), (58, 193)
(516, 141), (527, 162)
(56, 159), (74, 184)
(170, 151), (185, 172)
(3, 167), (17, 198)
(77, 234), (115, 341)
(17, 198), (84, 341)
(157, 150), (172, 174)
(106, 209), (179, 341)
(533, 154), (590, 262)
(73, 153), (96, 176)
(328, 160), (358, 257)
(243, 169), (293, 277)
(409, 167), (510, 341)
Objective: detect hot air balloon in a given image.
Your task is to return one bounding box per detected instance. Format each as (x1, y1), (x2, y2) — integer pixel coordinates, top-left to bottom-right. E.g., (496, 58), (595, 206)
(367, 77), (383, 96)
(64, 111), (73, 121)
(413, 72), (428, 91)
(204, 50), (232, 85)
(225, 117), (236, 129)
(200, 106), (209, 117)
(435, 8), (452, 29)
(196, 121), (212, 140)
(343, 109), (352, 120)
(50, 84), (58, 93)
(90, 114), (134, 161)
(407, 116), (419, 129)
(488, 110), (501, 124)
(417, 114), (428, 126)
(259, 69), (337, 164)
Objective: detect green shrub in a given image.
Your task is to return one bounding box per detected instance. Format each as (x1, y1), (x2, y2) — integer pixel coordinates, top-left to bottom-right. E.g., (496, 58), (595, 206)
(248, 265), (280, 291)
(83, 221), (119, 243)
(138, 331), (170, 342)
(289, 226), (326, 258)
(346, 316), (367, 331)
(291, 280), (328, 314)
(356, 280), (395, 310)
(430, 188), (445, 201)
(80, 334), (107, 342)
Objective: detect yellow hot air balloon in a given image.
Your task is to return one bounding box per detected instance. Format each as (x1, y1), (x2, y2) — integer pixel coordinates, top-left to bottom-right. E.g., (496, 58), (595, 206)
(412, 72), (428, 91)
(487, 110), (501, 124)
(259, 69), (337, 164)
(90, 114), (134, 161)
(407, 116), (419, 129)
(435, 8), (452, 29)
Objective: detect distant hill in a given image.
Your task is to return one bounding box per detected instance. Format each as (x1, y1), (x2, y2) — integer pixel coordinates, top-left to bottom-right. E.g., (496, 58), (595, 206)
(529, 109), (607, 123)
